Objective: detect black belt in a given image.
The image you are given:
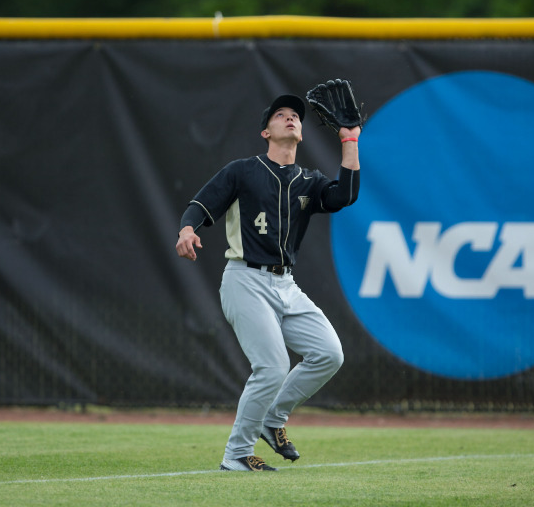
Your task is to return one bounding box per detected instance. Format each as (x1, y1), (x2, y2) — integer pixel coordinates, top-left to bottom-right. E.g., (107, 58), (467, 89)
(246, 262), (292, 275)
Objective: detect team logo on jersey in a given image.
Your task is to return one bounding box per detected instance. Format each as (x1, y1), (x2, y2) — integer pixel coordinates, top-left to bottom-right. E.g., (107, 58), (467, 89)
(330, 71), (534, 380)
(298, 196), (311, 210)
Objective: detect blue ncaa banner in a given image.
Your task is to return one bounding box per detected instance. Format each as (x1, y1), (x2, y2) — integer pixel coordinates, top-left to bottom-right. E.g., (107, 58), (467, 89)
(332, 70), (534, 380)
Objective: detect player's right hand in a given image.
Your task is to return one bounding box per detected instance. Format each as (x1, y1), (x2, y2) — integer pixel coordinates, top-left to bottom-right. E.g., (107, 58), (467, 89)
(176, 226), (202, 261)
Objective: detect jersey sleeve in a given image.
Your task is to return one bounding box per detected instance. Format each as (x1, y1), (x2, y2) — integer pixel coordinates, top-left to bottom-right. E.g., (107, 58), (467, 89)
(187, 160), (241, 227)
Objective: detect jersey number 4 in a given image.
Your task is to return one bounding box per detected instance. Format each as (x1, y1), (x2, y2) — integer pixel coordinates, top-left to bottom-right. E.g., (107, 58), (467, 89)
(254, 212), (268, 235)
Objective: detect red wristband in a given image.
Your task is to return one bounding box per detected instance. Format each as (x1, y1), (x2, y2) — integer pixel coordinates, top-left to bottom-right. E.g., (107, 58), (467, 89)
(341, 137), (358, 143)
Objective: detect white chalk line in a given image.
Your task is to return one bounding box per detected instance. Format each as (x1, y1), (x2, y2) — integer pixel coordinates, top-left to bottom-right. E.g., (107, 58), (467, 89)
(1, 453), (532, 486)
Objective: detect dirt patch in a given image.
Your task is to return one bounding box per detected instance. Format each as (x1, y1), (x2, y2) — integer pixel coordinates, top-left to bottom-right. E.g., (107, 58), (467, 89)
(1, 407), (533, 429)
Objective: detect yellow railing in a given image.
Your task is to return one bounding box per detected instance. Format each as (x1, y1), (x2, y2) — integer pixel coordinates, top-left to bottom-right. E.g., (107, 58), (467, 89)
(1, 16), (534, 39)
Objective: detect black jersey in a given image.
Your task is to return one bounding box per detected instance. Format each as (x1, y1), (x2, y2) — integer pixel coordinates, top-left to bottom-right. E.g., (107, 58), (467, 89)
(182, 154), (359, 267)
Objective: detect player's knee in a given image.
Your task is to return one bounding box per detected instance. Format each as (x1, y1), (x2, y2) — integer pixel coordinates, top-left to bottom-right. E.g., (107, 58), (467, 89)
(305, 347), (343, 375)
(326, 348), (344, 373)
(316, 340), (344, 374)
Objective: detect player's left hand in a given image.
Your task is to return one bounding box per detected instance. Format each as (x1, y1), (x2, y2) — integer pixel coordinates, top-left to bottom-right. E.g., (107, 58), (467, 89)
(339, 125), (361, 141)
(306, 79), (363, 135)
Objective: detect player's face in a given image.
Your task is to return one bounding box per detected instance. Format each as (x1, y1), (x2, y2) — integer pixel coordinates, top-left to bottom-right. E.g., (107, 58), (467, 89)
(264, 107), (303, 143)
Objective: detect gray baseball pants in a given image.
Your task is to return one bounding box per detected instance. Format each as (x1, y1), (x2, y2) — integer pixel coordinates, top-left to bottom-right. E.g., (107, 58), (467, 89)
(220, 259), (344, 460)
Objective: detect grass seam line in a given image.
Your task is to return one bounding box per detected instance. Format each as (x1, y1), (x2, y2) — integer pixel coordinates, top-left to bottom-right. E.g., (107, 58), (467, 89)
(2, 453), (533, 485)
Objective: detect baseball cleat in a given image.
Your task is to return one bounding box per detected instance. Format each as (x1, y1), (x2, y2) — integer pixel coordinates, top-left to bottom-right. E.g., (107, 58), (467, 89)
(220, 456), (278, 472)
(260, 426), (300, 461)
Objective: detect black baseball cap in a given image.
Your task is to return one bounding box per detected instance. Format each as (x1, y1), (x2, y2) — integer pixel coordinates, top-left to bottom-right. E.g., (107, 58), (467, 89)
(260, 94), (306, 130)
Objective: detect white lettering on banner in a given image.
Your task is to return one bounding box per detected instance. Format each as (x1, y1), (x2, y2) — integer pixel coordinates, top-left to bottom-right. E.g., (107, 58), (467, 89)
(359, 222), (534, 299)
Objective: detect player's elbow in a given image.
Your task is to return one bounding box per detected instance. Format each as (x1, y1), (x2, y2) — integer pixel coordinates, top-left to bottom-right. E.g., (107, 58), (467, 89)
(324, 189), (359, 210)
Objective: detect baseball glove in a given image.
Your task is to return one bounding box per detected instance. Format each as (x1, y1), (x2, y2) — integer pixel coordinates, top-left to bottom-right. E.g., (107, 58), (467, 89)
(306, 79), (363, 134)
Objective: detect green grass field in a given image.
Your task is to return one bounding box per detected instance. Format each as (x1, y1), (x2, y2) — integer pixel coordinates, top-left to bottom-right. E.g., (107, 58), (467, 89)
(1, 420), (533, 506)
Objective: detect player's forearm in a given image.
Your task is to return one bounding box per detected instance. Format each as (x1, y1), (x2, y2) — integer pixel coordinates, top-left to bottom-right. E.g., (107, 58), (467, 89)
(340, 138), (360, 171)
(179, 203), (207, 234)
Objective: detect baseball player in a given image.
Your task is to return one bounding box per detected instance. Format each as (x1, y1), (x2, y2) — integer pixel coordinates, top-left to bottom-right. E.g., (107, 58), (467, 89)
(176, 87), (361, 472)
